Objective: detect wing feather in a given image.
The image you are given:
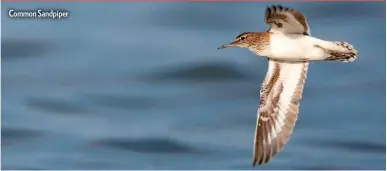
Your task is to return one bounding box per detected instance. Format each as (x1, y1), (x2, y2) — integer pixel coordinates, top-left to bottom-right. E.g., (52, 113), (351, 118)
(264, 5), (310, 35)
(252, 60), (309, 166)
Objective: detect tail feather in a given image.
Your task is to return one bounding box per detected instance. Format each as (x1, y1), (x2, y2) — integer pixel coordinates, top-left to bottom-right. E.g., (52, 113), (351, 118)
(315, 41), (358, 62)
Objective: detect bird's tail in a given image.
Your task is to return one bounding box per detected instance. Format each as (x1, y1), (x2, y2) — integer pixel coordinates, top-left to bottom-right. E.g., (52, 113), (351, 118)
(315, 41), (358, 62)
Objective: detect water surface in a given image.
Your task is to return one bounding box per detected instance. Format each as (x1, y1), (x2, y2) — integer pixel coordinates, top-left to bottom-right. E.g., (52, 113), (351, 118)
(1, 2), (386, 170)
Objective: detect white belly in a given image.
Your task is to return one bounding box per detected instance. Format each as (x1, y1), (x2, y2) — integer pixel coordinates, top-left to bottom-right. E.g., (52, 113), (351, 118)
(267, 34), (326, 61)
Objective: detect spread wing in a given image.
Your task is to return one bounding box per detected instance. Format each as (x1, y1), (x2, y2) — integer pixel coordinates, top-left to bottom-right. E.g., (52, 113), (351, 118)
(264, 5), (310, 35)
(252, 59), (309, 166)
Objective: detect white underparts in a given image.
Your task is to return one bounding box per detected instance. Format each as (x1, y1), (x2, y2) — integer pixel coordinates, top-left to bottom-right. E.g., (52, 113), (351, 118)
(261, 33), (355, 62)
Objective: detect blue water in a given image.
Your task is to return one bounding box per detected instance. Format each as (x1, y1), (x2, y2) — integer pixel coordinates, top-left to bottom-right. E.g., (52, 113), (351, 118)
(1, 2), (386, 170)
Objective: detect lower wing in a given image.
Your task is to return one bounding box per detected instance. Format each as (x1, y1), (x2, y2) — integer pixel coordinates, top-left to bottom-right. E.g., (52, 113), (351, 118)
(252, 59), (309, 166)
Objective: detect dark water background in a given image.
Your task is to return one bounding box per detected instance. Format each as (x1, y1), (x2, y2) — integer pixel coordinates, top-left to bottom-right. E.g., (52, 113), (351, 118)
(1, 2), (386, 170)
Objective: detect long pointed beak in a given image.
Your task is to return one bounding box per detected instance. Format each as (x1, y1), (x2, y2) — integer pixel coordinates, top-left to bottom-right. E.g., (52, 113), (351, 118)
(218, 41), (238, 49)
(218, 44), (229, 49)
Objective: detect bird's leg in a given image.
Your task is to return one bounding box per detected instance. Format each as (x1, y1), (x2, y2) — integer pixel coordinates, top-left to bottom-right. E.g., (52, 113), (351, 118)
(287, 58), (309, 62)
(299, 58), (309, 62)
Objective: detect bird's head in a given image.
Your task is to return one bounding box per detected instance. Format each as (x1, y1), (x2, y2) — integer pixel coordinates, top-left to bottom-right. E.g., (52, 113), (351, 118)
(218, 32), (258, 49)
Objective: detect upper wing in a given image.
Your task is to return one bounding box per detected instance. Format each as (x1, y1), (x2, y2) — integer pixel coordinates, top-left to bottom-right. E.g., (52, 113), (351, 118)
(252, 59), (309, 166)
(264, 5), (310, 35)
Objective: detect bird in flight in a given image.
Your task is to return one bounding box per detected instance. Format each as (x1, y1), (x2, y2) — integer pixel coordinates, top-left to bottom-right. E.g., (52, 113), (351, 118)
(218, 5), (358, 166)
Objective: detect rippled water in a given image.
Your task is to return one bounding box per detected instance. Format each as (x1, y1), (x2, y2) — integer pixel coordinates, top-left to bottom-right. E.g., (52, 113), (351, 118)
(1, 2), (386, 170)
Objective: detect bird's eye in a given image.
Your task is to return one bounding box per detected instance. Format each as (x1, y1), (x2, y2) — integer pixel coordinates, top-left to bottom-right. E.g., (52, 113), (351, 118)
(240, 36), (246, 41)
